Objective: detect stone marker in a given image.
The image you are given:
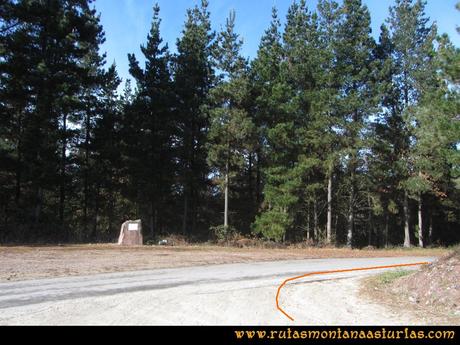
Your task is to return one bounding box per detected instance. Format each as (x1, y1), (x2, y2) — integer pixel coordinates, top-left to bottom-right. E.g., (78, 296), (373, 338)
(118, 219), (143, 246)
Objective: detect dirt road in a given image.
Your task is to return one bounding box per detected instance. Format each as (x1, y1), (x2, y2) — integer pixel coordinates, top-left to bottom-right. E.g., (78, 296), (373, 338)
(0, 256), (435, 325)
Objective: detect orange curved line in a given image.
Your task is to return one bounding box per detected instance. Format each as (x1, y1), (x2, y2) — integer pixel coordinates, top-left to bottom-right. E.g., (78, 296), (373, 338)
(275, 262), (430, 322)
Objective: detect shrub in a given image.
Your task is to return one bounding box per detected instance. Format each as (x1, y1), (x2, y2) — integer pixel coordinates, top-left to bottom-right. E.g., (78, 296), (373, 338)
(252, 210), (290, 243)
(210, 225), (237, 242)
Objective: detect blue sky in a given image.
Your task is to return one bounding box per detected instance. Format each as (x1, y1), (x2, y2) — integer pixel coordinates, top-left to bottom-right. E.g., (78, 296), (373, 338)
(94, 0), (459, 85)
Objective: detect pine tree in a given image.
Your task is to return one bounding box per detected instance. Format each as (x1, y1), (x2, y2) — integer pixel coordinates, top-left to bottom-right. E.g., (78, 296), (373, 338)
(388, 0), (437, 247)
(250, 7), (284, 208)
(0, 0), (34, 239)
(369, 24), (402, 247)
(124, 4), (174, 239)
(92, 64), (122, 241)
(253, 1), (324, 243)
(173, 0), (215, 236)
(76, 8), (107, 241)
(207, 10), (255, 235)
(0, 0), (106, 241)
(285, 1), (327, 243)
(250, 7), (292, 242)
(316, 0), (342, 244)
(335, 0), (376, 247)
(408, 35), (460, 245)
(252, 3), (303, 243)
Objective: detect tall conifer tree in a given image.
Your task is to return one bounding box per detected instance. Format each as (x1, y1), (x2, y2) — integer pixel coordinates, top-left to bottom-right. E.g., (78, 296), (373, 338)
(125, 4), (173, 238)
(174, 0), (215, 236)
(207, 11), (255, 234)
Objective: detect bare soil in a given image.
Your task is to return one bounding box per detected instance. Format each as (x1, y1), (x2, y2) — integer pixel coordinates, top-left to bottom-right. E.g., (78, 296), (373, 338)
(362, 248), (460, 325)
(0, 244), (447, 283)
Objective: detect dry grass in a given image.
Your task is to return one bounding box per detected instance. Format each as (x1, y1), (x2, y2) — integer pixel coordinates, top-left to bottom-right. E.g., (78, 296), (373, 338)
(0, 243), (449, 283)
(362, 247), (460, 325)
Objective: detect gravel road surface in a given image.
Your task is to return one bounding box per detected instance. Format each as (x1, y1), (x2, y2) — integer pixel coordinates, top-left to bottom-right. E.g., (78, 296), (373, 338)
(0, 256), (434, 325)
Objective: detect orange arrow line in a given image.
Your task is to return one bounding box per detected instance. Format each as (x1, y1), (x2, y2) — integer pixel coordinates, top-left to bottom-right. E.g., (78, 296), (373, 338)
(276, 262), (430, 322)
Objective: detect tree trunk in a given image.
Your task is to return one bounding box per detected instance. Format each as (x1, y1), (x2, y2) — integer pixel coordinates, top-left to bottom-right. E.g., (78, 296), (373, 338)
(108, 190), (114, 239)
(3, 202), (9, 236)
(347, 151), (356, 248)
(248, 153), (254, 214)
(92, 185), (100, 242)
(33, 187), (43, 238)
(384, 211), (389, 248)
(367, 192), (373, 247)
(403, 191), (411, 248)
(418, 194), (424, 248)
(150, 201), (155, 239)
(15, 169), (21, 206)
(189, 121), (197, 236)
(326, 173), (333, 244)
(182, 193), (188, 235)
(191, 191), (197, 235)
(334, 212), (339, 240)
(59, 113), (67, 227)
(83, 109), (90, 237)
(155, 208), (158, 236)
(15, 144), (22, 207)
(313, 197), (318, 242)
(256, 149), (261, 206)
(347, 184), (354, 247)
(224, 169), (229, 228)
(347, 208), (353, 247)
(15, 110), (23, 207)
(429, 212), (433, 245)
(83, 167), (88, 235)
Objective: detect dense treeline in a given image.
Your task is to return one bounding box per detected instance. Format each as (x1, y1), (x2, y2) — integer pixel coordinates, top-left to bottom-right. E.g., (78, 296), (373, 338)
(0, 0), (459, 247)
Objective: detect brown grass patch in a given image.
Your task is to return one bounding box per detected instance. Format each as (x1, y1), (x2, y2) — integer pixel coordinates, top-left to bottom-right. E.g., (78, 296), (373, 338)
(0, 243), (448, 283)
